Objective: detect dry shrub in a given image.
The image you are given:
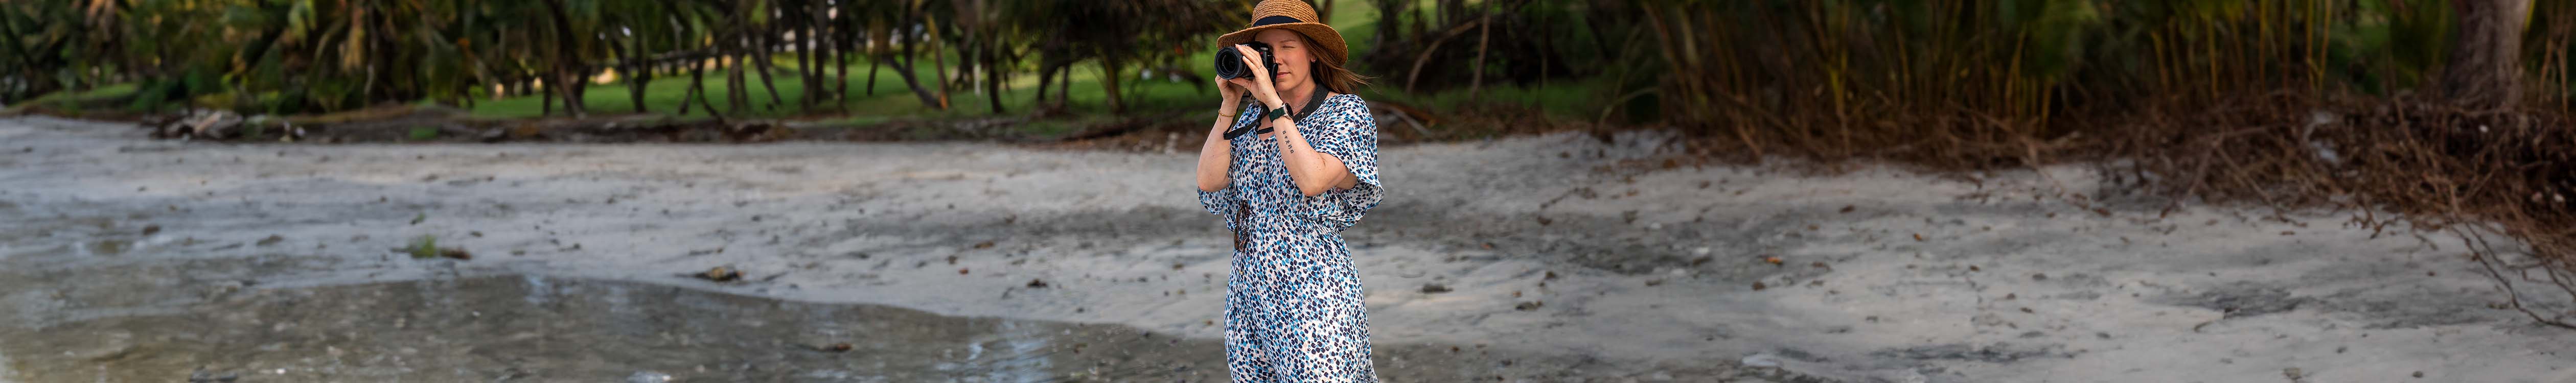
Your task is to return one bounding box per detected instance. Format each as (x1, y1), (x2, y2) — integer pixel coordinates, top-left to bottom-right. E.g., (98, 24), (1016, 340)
(1636, 0), (2576, 327)
(1681, 91), (2576, 327)
(2109, 95), (2576, 326)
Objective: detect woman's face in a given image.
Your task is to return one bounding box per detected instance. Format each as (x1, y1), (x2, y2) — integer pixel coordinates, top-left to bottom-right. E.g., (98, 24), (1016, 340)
(1254, 29), (1316, 92)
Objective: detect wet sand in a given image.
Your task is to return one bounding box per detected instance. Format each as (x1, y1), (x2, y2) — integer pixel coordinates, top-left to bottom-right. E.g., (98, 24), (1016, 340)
(4, 272), (1801, 382)
(3, 115), (2572, 382)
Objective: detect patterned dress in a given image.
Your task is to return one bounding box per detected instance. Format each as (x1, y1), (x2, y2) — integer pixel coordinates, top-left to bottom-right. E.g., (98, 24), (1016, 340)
(1197, 93), (1385, 382)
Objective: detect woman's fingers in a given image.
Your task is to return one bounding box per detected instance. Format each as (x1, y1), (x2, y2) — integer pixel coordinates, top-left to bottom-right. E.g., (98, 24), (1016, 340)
(1233, 45), (1268, 75)
(1225, 76), (1260, 93)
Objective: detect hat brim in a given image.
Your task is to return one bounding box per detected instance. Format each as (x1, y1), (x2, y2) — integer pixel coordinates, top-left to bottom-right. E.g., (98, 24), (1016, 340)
(1215, 22), (1348, 67)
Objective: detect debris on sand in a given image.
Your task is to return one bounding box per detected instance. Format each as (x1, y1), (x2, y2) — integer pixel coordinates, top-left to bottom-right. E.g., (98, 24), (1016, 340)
(186, 367), (240, 382)
(1741, 353), (1785, 368)
(1421, 283), (1452, 294)
(402, 235), (471, 260)
(695, 266), (743, 282)
(1027, 279), (1049, 288)
(1514, 301), (1545, 311)
(626, 371), (672, 383)
(148, 110), (241, 139)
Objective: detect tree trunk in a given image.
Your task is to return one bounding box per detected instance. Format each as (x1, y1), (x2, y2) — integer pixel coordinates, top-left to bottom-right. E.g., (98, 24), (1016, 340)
(1439, 0), (1463, 27)
(630, 35), (652, 113)
(683, 55), (725, 120)
(984, 46), (1006, 114)
(1034, 63), (1055, 107)
(835, 15), (852, 107)
(794, 1), (816, 111)
(541, 80), (555, 115)
(1468, 14), (1490, 103)
(1056, 65), (1070, 105)
(752, 32), (787, 108)
(542, 0), (587, 117)
(1100, 57), (1125, 113)
(702, 60), (727, 118)
(680, 59), (703, 115)
(2441, 0), (2534, 109)
(729, 45), (751, 115)
(866, 56), (883, 97)
(928, 16), (952, 110)
(866, 19), (890, 97)
(887, 36), (948, 109)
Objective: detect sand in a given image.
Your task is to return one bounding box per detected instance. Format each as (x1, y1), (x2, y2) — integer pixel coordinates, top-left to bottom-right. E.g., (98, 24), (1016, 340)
(4, 115), (2572, 382)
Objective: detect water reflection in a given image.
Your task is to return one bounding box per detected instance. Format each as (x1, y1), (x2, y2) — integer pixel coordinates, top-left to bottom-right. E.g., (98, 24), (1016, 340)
(1, 276), (1220, 382)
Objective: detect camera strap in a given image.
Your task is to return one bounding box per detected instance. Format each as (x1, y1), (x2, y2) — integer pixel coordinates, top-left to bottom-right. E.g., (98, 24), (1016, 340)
(1221, 90), (1329, 140)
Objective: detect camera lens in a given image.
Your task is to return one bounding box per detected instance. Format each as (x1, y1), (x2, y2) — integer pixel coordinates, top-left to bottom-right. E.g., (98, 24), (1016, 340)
(1213, 42), (1275, 80)
(1215, 48), (1249, 80)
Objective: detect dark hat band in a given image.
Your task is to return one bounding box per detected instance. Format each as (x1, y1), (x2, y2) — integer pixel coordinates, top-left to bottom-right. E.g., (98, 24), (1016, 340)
(1252, 15), (1303, 27)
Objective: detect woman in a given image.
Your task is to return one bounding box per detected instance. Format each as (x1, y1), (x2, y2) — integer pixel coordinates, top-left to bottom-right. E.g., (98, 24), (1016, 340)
(1190, 0), (1385, 381)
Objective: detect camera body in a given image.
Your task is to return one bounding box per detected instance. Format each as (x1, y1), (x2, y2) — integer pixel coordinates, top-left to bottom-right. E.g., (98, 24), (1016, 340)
(1214, 42), (1278, 80)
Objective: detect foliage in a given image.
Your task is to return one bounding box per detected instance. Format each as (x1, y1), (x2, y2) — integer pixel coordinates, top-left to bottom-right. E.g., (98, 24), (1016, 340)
(0, 0), (1243, 116)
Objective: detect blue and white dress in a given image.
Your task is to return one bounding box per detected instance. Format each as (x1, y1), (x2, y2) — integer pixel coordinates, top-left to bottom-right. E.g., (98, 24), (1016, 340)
(1197, 93), (1385, 382)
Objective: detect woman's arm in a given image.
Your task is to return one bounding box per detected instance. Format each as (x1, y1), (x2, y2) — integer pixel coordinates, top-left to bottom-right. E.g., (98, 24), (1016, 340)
(1213, 44), (1354, 196)
(1266, 111), (1359, 196)
(1194, 94), (1245, 193)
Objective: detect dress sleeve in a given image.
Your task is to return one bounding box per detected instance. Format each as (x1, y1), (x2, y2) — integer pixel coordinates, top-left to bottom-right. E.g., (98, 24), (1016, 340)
(1300, 97), (1385, 231)
(1198, 186), (1239, 222)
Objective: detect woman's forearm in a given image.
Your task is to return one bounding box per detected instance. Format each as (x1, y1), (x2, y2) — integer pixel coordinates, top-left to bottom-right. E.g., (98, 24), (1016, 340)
(1270, 119), (1351, 196)
(1194, 114), (1235, 192)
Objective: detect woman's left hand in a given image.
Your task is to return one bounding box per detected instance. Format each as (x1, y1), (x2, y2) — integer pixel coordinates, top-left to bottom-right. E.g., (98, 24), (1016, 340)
(1225, 44), (1283, 108)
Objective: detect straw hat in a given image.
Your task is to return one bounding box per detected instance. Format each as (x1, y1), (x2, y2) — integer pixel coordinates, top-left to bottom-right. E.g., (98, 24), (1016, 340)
(1215, 0), (1349, 67)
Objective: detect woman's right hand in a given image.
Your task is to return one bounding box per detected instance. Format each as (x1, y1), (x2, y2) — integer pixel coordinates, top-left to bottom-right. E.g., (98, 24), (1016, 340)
(1216, 74), (1247, 112)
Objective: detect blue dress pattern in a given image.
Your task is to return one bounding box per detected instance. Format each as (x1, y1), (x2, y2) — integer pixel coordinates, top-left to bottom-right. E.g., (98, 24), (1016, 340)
(1196, 93), (1384, 382)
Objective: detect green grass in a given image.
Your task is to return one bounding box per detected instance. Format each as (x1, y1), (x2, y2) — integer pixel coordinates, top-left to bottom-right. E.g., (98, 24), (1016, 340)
(10, 83), (141, 112)
(466, 4), (1402, 123)
(465, 53), (1233, 124)
(19, 3), (1627, 133)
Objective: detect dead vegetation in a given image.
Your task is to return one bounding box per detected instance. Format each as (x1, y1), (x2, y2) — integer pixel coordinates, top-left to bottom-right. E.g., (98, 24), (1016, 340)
(1625, 1), (2576, 328)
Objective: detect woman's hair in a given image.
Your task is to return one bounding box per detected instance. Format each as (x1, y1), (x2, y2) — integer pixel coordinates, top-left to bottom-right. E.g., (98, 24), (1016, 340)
(1293, 32), (1369, 94)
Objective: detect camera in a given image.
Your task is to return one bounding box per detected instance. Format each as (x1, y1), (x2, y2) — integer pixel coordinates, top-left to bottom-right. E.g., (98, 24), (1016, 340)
(1214, 42), (1277, 80)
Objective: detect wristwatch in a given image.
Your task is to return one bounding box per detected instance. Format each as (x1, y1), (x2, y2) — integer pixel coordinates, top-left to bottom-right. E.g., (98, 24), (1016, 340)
(1261, 105), (1290, 122)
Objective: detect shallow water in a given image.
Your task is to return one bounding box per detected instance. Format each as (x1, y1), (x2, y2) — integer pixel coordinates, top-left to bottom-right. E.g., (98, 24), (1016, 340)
(4, 274), (1225, 382)
(0, 272), (1794, 382)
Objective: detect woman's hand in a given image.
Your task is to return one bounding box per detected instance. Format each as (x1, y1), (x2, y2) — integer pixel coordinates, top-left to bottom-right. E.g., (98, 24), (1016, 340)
(1216, 71), (1247, 111)
(1223, 44), (1284, 109)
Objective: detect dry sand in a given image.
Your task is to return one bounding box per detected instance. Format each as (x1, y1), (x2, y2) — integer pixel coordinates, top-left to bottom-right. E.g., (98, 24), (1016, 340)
(4, 115), (2572, 382)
